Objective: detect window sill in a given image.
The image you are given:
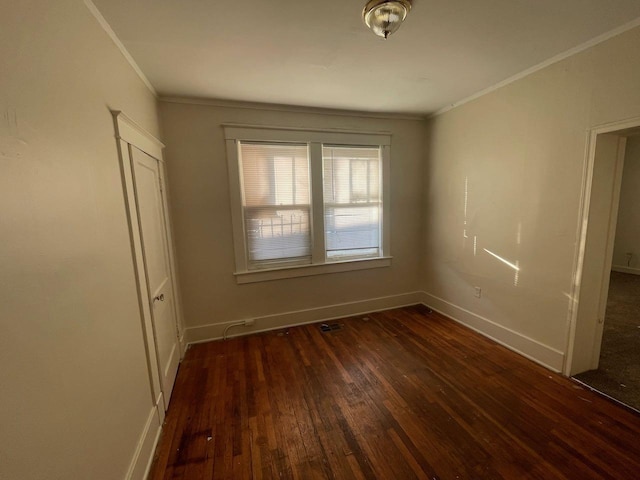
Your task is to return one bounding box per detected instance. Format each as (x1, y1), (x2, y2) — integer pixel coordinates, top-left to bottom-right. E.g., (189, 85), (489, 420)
(234, 256), (392, 284)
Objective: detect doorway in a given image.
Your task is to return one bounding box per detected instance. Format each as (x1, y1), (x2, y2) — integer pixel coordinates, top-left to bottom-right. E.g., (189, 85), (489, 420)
(113, 111), (183, 420)
(566, 118), (640, 411)
(575, 270), (640, 410)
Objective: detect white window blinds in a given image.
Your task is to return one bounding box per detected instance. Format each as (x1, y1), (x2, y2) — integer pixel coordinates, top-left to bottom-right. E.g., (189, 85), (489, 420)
(322, 146), (382, 259)
(238, 142), (311, 268)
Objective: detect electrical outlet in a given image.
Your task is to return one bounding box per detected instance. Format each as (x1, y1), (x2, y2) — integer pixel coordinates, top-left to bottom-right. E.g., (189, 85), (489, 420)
(244, 319), (255, 327)
(474, 287), (482, 298)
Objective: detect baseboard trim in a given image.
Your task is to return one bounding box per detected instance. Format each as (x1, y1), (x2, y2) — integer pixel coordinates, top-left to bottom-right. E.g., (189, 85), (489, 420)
(420, 292), (565, 372)
(126, 406), (162, 480)
(185, 291), (424, 344)
(612, 265), (640, 275)
(185, 290), (565, 373)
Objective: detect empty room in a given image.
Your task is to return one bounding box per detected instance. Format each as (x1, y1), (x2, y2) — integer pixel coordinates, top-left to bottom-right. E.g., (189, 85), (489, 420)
(3, 1), (640, 479)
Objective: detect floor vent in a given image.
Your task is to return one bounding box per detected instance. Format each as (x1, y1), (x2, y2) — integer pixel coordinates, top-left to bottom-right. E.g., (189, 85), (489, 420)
(320, 323), (344, 333)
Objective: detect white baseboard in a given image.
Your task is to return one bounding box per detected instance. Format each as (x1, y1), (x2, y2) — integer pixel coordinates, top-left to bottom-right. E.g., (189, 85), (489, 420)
(420, 292), (565, 373)
(185, 291), (424, 344)
(126, 406), (162, 480)
(612, 265), (640, 275)
(185, 290), (565, 373)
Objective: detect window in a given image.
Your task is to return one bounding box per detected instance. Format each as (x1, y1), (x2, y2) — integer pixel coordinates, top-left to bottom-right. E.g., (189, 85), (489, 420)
(323, 146), (381, 260)
(224, 126), (391, 283)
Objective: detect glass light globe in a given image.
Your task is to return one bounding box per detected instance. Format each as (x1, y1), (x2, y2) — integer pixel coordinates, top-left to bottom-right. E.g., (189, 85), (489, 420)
(363, 0), (412, 39)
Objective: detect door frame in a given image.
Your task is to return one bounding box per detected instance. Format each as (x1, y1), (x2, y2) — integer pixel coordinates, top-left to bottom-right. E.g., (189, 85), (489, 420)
(112, 111), (185, 419)
(564, 116), (640, 376)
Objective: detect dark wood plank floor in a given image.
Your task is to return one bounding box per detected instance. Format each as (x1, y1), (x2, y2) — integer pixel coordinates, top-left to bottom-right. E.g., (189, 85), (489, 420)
(148, 305), (640, 479)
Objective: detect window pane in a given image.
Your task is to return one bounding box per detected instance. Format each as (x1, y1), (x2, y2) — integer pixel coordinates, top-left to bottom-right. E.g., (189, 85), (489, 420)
(324, 205), (380, 258)
(240, 143), (310, 207)
(239, 142), (311, 267)
(323, 146), (382, 259)
(244, 206), (311, 262)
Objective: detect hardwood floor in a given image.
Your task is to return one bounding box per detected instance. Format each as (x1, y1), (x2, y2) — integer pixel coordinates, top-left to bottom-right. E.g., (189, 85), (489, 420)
(148, 305), (640, 479)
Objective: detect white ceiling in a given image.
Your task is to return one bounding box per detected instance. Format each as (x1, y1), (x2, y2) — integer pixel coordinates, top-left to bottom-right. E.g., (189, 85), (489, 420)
(92, 0), (640, 115)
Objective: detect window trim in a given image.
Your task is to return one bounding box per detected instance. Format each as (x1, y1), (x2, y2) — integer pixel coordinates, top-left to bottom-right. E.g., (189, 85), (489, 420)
(224, 124), (392, 283)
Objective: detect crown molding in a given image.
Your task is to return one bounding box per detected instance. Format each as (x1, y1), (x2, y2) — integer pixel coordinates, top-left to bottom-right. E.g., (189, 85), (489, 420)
(82, 0), (640, 121)
(430, 16), (640, 118)
(159, 96), (426, 122)
(83, 0), (157, 97)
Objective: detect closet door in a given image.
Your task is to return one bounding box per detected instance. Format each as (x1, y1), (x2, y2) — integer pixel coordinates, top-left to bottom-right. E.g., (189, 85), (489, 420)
(131, 146), (180, 408)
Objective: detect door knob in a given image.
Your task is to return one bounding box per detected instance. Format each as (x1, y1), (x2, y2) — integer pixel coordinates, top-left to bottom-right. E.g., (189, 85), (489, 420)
(153, 293), (165, 302)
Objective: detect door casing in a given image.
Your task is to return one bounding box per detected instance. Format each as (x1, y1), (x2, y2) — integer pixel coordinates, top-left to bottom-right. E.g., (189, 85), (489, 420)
(565, 116), (640, 376)
(112, 110), (185, 419)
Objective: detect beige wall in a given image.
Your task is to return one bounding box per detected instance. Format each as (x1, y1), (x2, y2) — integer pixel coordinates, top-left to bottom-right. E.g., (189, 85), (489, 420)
(4, 3), (637, 476)
(423, 26), (640, 366)
(159, 101), (424, 336)
(0, 1), (161, 479)
(612, 136), (640, 273)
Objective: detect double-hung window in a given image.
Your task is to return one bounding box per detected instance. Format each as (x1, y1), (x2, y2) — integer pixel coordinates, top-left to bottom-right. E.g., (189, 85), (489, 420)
(224, 125), (391, 283)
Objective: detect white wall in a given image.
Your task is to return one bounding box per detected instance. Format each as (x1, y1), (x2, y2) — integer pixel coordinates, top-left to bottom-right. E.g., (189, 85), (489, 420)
(159, 101), (424, 340)
(423, 26), (640, 372)
(612, 136), (640, 273)
(0, 1), (161, 478)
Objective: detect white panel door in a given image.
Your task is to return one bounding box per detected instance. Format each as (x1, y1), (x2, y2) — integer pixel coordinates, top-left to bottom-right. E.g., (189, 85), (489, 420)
(131, 146), (180, 409)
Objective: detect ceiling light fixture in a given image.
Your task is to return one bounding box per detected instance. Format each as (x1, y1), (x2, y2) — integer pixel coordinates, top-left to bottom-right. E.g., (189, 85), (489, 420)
(362, 0), (412, 39)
